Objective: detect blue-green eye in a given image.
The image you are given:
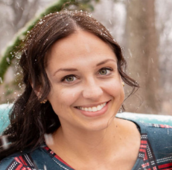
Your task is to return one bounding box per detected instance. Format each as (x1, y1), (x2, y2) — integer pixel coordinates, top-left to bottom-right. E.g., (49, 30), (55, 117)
(62, 75), (76, 82)
(99, 68), (112, 75)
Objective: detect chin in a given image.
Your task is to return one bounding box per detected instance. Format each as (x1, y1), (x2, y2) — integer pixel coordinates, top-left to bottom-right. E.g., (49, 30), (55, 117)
(80, 116), (115, 132)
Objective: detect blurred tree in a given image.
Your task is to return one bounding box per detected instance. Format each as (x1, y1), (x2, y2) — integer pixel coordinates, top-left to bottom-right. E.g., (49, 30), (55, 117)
(11, 0), (41, 31)
(0, 0), (41, 103)
(124, 0), (159, 114)
(155, 0), (172, 115)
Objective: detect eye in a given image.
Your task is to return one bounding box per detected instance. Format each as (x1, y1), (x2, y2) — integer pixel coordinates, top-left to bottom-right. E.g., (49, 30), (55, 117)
(62, 75), (76, 83)
(99, 68), (112, 75)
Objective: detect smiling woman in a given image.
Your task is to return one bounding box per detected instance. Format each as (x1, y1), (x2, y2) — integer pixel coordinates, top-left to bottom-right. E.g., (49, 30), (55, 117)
(46, 30), (124, 131)
(0, 11), (172, 170)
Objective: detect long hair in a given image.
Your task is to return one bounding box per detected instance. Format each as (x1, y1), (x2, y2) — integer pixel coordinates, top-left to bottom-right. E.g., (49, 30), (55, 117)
(0, 11), (139, 159)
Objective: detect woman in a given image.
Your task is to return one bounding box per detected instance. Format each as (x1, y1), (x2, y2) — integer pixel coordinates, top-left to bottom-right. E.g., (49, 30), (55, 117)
(0, 11), (172, 170)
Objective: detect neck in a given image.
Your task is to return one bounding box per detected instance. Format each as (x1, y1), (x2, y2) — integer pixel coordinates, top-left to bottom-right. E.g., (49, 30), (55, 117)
(50, 118), (125, 161)
(46, 118), (141, 169)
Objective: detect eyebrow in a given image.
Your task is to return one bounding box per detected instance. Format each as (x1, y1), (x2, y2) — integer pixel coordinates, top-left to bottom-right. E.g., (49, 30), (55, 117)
(53, 68), (78, 76)
(53, 59), (116, 76)
(96, 59), (116, 66)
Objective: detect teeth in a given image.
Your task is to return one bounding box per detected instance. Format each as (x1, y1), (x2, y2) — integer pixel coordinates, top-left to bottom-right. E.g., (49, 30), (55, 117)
(97, 105), (101, 110)
(78, 102), (107, 112)
(93, 107), (96, 111)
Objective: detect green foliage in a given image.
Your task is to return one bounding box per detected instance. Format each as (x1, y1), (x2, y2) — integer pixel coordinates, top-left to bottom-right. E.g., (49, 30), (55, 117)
(0, 0), (100, 81)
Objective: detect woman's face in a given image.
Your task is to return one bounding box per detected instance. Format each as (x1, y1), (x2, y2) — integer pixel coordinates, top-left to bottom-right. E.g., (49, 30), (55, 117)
(46, 30), (124, 132)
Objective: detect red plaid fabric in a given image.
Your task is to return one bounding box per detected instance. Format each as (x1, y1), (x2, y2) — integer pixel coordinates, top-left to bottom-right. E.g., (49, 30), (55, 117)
(5, 154), (34, 170)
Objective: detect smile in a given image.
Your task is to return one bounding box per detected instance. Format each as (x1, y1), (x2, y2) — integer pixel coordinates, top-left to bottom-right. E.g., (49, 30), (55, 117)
(76, 102), (107, 112)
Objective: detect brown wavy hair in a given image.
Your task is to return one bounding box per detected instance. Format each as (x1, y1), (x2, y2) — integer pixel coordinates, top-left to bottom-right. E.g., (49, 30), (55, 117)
(0, 10), (139, 160)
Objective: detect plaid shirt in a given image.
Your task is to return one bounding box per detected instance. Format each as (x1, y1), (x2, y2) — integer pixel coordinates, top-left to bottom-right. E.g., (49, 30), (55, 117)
(0, 119), (172, 170)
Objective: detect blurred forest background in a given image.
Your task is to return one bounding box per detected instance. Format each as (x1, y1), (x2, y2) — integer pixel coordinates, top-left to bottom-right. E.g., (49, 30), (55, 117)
(0, 0), (172, 115)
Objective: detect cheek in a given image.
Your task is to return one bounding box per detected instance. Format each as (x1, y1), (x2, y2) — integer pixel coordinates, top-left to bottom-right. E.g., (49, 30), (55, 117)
(48, 86), (82, 107)
(102, 79), (124, 99)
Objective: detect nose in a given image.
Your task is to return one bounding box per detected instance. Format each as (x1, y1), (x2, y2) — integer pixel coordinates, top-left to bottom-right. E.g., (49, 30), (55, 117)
(82, 78), (103, 101)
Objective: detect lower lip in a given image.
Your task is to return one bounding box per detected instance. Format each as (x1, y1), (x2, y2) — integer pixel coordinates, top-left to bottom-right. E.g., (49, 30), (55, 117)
(76, 101), (110, 117)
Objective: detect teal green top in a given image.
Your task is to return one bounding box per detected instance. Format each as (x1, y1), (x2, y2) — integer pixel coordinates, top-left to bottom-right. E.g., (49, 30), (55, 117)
(1, 119), (172, 170)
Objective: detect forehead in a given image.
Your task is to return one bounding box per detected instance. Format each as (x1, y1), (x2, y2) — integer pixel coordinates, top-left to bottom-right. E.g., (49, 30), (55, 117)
(46, 30), (116, 69)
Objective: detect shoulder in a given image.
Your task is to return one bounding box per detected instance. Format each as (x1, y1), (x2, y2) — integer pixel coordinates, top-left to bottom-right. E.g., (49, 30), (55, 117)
(138, 121), (172, 141)
(0, 145), (47, 170)
(0, 145), (73, 170)
(139, 122), (172, 155)
(128, 119), (172, 147)
(132, 120), (172, 166)
(0, 152), (36, 170)
(123, 118), (172, 169)
(120, 117), (172, 140)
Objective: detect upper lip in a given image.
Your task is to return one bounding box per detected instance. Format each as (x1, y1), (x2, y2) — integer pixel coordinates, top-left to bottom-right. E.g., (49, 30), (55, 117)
(75, 100), (111, 108)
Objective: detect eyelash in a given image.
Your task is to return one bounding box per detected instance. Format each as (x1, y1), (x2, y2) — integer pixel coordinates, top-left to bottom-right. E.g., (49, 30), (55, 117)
(61, 74), (76, 82)
(99, 67), (113, 75)
(61, 67), (113, 83)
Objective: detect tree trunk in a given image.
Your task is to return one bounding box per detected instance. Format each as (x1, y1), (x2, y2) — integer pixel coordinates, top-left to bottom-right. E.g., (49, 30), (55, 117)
(124, 0), (159, 114)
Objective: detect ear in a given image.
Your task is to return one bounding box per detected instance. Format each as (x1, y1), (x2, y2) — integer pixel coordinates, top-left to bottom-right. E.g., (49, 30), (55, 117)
(31, 82), (42, 99)
(35, 89), (42, 99)
(119, 76), (124, 87)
